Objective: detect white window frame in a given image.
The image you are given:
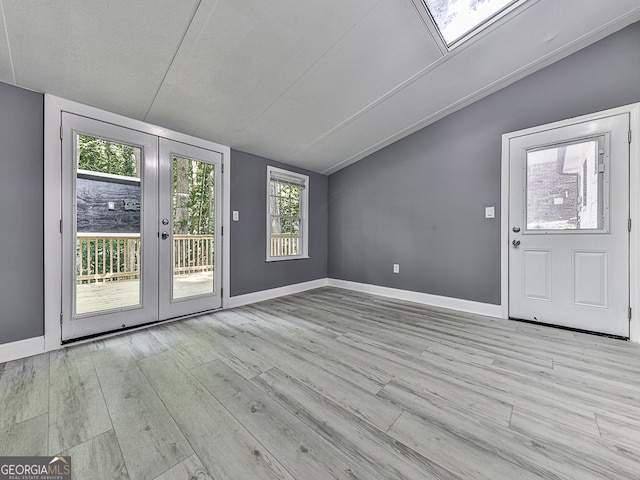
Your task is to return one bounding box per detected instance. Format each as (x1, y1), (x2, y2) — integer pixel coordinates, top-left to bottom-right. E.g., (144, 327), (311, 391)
(266, 166), (309, 261)
(413, 0), (533, 52)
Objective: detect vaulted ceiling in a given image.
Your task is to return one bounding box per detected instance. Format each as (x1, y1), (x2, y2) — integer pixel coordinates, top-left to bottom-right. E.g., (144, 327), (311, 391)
(0, 0), (638, 173)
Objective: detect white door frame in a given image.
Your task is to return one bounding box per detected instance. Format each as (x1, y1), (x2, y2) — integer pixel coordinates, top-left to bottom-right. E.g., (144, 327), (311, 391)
(501, 102), (640, 343)
(44, 94), (231, 351)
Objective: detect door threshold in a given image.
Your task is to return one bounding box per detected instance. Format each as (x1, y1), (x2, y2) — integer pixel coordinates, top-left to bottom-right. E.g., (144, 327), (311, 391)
(508, 316), (629, 341)
(61, 307), (223, 345)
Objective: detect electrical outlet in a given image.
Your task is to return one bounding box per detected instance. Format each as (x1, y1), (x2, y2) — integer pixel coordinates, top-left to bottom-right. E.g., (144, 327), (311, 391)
(233, 210), (239, 221)
(393, 264), (400, 274)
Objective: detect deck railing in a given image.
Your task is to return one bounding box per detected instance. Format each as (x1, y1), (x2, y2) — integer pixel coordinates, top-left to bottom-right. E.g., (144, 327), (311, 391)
(77, 232), (300, 283)
(173, 235), (214, 274)
(76, 233), (214, 284)
(77, 233), (141, 284)
(270, 233), (300, 257)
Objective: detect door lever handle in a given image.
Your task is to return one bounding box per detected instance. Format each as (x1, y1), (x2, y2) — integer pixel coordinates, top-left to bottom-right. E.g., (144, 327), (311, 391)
(161, 232), (169, 240)
(512, 239), (521, 248)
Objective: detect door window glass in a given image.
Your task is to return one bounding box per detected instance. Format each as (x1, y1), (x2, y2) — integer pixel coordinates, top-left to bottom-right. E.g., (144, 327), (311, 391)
(75, 134), (142, 315)
(172, 156), (215, 300)
(526, 137), (605, 231)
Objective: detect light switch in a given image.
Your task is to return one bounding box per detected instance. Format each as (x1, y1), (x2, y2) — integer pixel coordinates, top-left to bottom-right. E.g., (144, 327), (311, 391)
(485, 206), (495, 219)
(108, 201), (115, 210)
(232, 210), (239, 221)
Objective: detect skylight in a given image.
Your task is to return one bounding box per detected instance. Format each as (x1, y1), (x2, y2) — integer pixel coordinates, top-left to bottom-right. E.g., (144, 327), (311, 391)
(423, 0), (522, 47)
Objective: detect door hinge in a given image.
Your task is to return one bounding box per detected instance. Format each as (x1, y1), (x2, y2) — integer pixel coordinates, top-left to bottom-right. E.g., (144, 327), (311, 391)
(221, 164), (224, 174)
(59, 219), (63, 233)
(221, 226), (223, 236)
(629, 218), (632, 232)
(60, 312), (63, 325)
(629, 307), (632, 320)
(629, 130), (632, 144)
(60, 125), (63, 140)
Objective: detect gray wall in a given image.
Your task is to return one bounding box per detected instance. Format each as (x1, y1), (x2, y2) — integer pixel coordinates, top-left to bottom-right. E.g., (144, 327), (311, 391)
(328, 21), (640, 305)
(230, 150), (328, 296)
(0, 83), (44, 344)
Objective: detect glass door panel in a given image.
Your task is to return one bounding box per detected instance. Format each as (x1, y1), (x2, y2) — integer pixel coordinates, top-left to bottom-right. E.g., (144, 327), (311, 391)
(75, 135), (143, 315)
(172, 156), (216, 300)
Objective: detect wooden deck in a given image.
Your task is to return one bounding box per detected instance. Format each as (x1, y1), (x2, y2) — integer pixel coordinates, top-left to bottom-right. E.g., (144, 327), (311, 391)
(76, 272), (214, 314)
(2, 287), (640, 479)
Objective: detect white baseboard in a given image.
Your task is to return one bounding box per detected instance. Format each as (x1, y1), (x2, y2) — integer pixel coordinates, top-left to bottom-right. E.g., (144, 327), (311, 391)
(226, 278), (329, 309)
(327, 279), (502, 318)
(0, 336), (46, 364)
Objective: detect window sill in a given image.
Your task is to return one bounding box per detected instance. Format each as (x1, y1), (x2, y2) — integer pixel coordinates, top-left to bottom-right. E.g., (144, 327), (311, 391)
(266, 255), (310, 262)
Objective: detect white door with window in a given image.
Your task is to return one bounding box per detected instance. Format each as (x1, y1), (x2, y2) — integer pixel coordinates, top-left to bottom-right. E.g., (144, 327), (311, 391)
(508, 113), (630, 337)
(61, 114), (222, 341)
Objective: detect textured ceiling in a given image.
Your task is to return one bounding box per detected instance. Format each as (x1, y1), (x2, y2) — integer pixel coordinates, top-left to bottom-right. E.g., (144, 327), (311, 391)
(0, 0), (638, 173)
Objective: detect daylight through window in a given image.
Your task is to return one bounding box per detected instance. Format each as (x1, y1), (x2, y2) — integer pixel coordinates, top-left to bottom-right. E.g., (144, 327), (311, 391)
(423, 0), (522, 47)
(267, 166), (309, 260)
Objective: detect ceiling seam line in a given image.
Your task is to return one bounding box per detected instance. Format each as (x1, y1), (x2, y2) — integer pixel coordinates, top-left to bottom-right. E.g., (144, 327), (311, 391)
(288, 0), (544, 162)
(321, 8), (640, 175)
(143, 0), (212, 122)
(295, 1), (637, 165)
(231, 0), (386, 134)
(0, 0), (16, 84)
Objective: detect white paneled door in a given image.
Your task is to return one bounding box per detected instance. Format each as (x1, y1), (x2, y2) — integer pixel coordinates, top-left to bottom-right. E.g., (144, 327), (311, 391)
(509, 113), (630, 337)
(61, 115), (222, 341)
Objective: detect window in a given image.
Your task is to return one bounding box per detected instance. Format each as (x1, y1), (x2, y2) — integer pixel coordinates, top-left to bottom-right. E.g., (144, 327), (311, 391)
(423, 0), (525, 48)
(525, 137), (605, 232)
(267, 166), (309, 261)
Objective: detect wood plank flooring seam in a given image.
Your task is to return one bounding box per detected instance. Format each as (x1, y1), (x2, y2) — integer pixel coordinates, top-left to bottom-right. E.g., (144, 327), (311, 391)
(594, 412), (604, 438)
(135, 351), (217, 480)
(143, 351), (298, 480)
(384, 407), (407, 435)
(251, 367), (463, 480)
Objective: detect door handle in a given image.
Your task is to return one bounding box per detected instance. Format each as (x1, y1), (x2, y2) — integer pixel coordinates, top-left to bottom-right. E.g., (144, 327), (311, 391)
(161, 232), (169, 240)
(512, 239), (521, 248)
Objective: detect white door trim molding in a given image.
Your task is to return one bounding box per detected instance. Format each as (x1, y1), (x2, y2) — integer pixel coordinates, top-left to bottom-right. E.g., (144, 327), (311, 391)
(629, 104), (640, 343)
(501, 102), (640, 342)
(44, 94), (231, 351)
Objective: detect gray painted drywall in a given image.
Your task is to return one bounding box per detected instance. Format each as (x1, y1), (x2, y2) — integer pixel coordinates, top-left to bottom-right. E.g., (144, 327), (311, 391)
(230, 150), (328, 296)
(0, 83), (44, 344)
(329, 21), (640, 305)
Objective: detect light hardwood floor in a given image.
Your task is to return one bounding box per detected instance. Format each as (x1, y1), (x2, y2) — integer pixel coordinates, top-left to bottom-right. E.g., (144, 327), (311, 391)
(2, 287), (640, 479)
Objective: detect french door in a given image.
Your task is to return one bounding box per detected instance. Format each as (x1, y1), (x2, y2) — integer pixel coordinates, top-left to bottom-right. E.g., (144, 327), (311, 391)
(61, 114), (222, 341)
(158, 138), (222, 320)
(508, 113), (629, 337)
